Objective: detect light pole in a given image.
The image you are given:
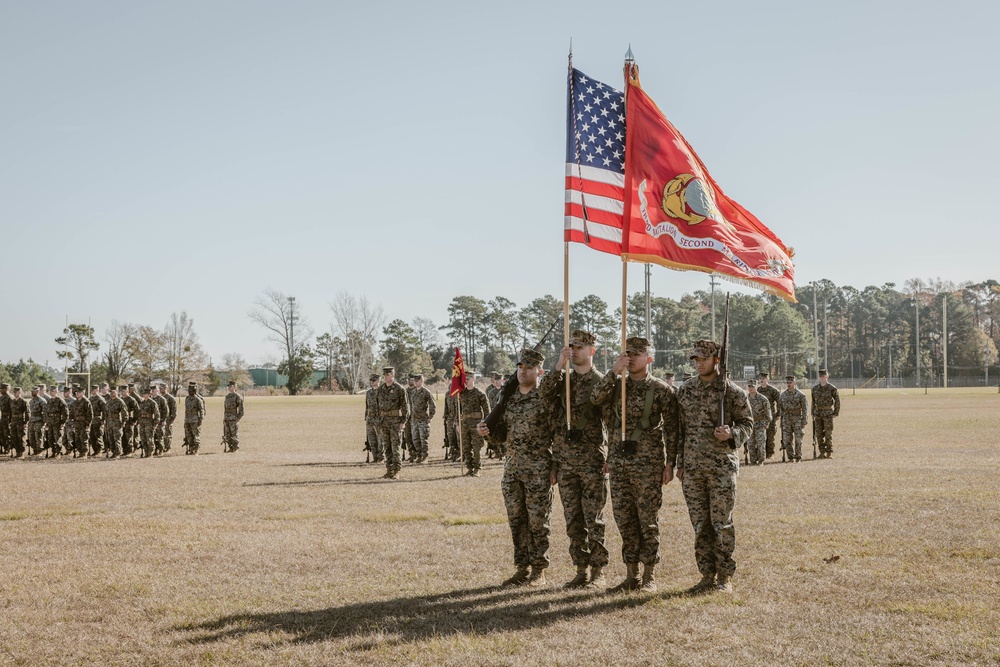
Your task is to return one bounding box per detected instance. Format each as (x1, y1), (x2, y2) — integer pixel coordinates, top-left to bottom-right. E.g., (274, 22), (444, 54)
(812, 286), (820, 382)
(709, 274), (719, 340)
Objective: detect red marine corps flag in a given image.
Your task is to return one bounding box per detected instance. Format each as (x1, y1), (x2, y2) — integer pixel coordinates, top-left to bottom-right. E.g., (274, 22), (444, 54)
(621, 62), (796, 301)
(449, 348), (466, 397)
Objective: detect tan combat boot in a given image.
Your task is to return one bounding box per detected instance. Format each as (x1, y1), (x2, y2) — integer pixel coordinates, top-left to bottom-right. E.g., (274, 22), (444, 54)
(586, 566), (606, 590)
(640, 563), (657, 593)
(526, 566), (547, 587)
(687, 574), (716, 595)
(500, 566), (529, 588)
(715, 574), (732, 593)
(608, 563), (639, 593)
(563, 565), (589, 589)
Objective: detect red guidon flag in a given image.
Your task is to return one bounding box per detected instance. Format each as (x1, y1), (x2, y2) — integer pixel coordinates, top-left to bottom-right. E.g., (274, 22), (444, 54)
(449, 348), (466, 397)
(621, 65), (796, 301)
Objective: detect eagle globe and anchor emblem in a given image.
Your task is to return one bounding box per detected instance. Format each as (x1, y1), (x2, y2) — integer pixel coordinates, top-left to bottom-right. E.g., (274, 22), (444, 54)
(651, 173), (792, 277)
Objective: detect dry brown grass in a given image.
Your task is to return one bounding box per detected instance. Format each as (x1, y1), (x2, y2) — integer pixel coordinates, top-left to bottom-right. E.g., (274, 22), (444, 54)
(1, 389), (998, 666)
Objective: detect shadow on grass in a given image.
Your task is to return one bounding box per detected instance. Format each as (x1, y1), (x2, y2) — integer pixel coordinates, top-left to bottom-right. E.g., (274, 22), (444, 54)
(243, 475), (466, 487)
(175, 584), (687, 650)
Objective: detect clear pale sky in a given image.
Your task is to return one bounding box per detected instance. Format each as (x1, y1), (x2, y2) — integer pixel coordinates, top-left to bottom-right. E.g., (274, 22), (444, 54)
(2, 0), (998, 366)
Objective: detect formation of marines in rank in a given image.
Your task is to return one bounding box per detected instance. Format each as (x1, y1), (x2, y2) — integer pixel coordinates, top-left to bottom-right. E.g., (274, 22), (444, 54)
(364, 331), (842, 595)
(0, 379), (245, 460)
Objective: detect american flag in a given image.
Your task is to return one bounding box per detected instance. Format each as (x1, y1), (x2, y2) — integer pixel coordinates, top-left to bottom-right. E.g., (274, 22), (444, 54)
(565, 68), (625, 256)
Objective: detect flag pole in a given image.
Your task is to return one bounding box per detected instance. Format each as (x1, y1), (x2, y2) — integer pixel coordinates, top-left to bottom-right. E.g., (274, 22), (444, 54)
(564, 43), (573, 434)
(621, 257), (628, 443)
(619, 45), (636, 444)
(457, 394), (465, 469)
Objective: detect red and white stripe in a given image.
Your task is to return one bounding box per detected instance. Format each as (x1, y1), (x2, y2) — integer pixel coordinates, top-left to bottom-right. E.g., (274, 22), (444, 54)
(564, 163), (624, 256)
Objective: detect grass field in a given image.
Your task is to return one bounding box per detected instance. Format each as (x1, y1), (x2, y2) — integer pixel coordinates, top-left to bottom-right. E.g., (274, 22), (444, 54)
(1, 389), (998, 666)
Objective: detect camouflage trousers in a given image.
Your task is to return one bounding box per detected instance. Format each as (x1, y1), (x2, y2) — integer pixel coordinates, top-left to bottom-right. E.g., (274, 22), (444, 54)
(90, 421), (104, 455)
(781, 421), (805, 460)
(377, 421), (404, 474)
(139, 421), (156, 457)
(63, 423), (74, 455)
(184, 422), (201, 453)
(224, 420), (240, 451)
(403, 418), (414, 456)
(105, 422), (124, 457)
(154, 421), (165, 454)
(72, 422), (89, 456)
(766, 419), (777, 458)
(556, 465), (609, 568)
(749, 423), (768, 465)
(9, 420), (26, 456)
(814, 415), (834, 454)
(682, 459), (738, 579)
(501, 457), (554, 568)
(164, 421), (174, 452)
(444, 420), (459, 461)
(459, 420), (484, 472)
(126, 421), (139, 454)
(45, 420), (64, 455)
(0, 418), (9, 454)
(410, 419), (430, 460)
(366, 421), (383, 461)
(609, 456), (665, 566)
(28, 421), (45, 454)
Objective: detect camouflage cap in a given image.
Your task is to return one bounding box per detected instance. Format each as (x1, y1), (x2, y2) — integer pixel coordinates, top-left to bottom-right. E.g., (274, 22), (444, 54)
(140, 386), (150, 395)
(127, 382), (135, 388)
(91, 385), (99, 391)
(663, 372), (675, 379)
(625, 337), (650, 355)
(0, 383), (7, 389)
(818, 369), (829, 376)
(758, 372), (769, 379)
(73, 386), (84, 394)
(785, 375), (796, 382)
(413, 373), (424, 381)
(369, 373), (380, 382)
(109, 386), (118, 393)
(227, 380), (236, 386)
(746, 379), (757, 387)
(118, 385), (128, 392)
(382, 367), (394, 375)
(490, 372), (501, 380)
(681, 373), (693, 381)
(12, 386), (22, 392)
(30, 386), (39, 393)
(49, 384), (59, 391)
(517, 349), (545, 367)
(569, 330), (597, 347)
(101, 382), (109, 388)
(689, 340), (721, 359)
(62, 386), (70, 392)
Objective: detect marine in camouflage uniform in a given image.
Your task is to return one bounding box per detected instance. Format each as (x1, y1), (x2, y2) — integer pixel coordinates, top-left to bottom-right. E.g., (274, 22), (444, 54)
(592, 337), (678, 593)
(126, 384), (141, 454)
(408, 374), (436, 463)
(61, 386), (75, 454)
(120, 387), (139, 456)
(104, 387), (128, 458)
(44, 385), (69, 457)
(443, 393), (460, 461)
(457, 373), (490, 476)
(779, 375), (808, 462)
(480, 348), (555, 587)
(811, 370), (840, 458)
(27, 387), (47, 456)
(402, 377), (415, 461)
(677, 340), (753, 594)
(0, 383), (11, 455)
(137, 387), (160, 458)
(539, 330), (609, 589)
(89, 386), (106, 456)
(70, 386), (93, 458)
(151, 385), (168, 455)
(8, 387), (29, 457)
(745, 380), (772, 465)
(375, 367), (409, 479)
(364, 374), (384, 462)
(756, 373), (781, 459)
(160, 383), (177, 452)
(184, 383), (206, 454)
(223, 380), (245, 452)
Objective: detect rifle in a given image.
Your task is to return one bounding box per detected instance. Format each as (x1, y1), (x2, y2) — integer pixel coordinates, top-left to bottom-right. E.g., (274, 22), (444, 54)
(363, 439), (371, 463)
(718, 294), (734, 449)
(483, 317), (561, 442)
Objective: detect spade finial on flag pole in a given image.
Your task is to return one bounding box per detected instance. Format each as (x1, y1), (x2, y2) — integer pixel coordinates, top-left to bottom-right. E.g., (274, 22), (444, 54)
(624, 44), (635, 64)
